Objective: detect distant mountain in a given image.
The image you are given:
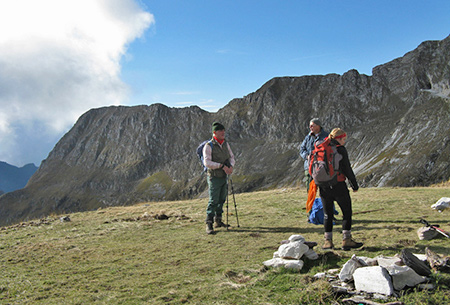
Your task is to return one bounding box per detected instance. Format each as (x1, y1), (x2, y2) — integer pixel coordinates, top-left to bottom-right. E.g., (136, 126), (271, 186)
(0, 162), (38, 193)
(0, 35), (449, 226)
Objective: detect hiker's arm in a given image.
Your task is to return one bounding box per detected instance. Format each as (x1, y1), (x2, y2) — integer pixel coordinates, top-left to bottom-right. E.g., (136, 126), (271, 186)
(203, 143), (222, 169)
(338, 146), (359, 191)
(223, 143), (234, 175)
(299, 136), (309, 159)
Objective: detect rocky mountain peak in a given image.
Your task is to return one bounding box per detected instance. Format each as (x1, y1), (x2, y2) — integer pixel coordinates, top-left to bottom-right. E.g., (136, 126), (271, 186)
(0, 35), (449, 226)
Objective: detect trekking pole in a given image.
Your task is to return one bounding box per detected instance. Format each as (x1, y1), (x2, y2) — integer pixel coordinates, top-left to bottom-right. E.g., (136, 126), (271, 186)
(229, 178), (240, 227)
(226, 177), (229, 231)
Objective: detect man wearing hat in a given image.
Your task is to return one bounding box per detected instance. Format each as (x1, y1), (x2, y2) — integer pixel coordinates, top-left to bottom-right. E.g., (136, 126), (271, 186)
(202, 122), (235, 234)
(300, 118), (329, 191)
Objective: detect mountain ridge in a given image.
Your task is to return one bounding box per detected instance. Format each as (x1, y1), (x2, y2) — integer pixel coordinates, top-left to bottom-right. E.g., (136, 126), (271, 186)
(0, 35), (449, 226)
(0, 162), (38, 194)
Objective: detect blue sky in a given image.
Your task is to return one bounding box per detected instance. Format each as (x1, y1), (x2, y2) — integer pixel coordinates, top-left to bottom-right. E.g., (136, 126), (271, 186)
(0, 0), (449, 167)
(123, 0), (450, 111)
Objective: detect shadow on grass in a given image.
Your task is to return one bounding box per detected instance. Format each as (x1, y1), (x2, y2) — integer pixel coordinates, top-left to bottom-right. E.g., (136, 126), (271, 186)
(302, 251), (343, 273)
(227, 226), (324, 234)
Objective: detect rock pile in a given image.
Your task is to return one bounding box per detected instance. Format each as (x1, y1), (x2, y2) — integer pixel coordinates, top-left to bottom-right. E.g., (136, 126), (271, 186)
(262, 235), (319, 271)
(315, 248), (439, 298)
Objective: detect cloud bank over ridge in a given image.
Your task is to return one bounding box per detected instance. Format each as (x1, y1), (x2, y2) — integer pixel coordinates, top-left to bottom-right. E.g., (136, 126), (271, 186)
(0, 0), (154, 166)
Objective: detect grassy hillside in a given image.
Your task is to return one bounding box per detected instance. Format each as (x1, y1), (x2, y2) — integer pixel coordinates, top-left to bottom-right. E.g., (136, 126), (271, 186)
(1, 187), (450, 304)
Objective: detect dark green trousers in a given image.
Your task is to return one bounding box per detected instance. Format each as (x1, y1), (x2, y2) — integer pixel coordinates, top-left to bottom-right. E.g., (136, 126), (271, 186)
(304, 170), (312, 191)
(206, 176), (228, 219)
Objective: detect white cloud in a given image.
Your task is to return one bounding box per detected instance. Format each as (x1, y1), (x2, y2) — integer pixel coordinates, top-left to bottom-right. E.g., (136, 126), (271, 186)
(0, 0), (154, 166)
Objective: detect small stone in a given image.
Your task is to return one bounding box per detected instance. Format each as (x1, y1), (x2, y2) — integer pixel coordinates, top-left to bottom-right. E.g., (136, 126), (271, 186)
(314, 272), (326, 279)
(356, 256), (378, 266)
(288, 234), (305, 243)
(327, 268), (340, 275)
(377, 255), (403, 267)
(304, 241), (318, 249)
(60, 216), (71, 222)
(304, 248), (319, 260)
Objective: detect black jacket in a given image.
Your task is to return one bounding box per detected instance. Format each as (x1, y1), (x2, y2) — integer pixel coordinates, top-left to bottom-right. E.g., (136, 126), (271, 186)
(332, 139), (359, 191)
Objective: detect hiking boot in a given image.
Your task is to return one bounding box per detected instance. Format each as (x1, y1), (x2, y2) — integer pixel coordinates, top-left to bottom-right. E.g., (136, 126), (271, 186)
(205, 215), (215, 234)
(214, 216), (230, 228)
(322, 239), (334, 250)
(342, 238), (363, 251)
(206, 222), (215, 234)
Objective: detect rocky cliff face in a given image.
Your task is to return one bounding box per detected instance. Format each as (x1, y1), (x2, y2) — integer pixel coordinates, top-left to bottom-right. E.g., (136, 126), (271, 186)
(1, 36), (449, 226)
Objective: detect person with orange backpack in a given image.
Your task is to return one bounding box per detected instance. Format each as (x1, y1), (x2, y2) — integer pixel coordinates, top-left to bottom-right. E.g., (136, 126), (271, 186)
(300, 118), (328, 191)
(309, 128), (363, 251)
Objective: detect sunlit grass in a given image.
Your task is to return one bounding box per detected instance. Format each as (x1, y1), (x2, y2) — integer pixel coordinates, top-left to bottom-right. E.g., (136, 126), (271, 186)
(1, 187), (450, 304)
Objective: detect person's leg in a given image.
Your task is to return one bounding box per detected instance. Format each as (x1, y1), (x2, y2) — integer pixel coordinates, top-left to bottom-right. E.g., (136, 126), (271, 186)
(321, 188), (336, 233)
(320, 186), (335, 249)
(214, 177), (229, 227)
(206, 176), (223, 234)
(333, 183), (363, 250)
(333, 183), (352, 231)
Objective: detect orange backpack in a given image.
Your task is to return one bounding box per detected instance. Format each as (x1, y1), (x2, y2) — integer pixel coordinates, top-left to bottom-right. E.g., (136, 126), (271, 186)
(309, 137), (343, 187)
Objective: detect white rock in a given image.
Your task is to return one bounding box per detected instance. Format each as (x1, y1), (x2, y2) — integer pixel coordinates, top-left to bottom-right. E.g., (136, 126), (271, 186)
(284, 260), (304, 271)
(263, 258), (286, 268)
(304, 248), (319, 260)
(278, 241), (309, 260)
(431, 197), (450, 212)
(314, 272), (326, 279)
(353, 266), (394, 296)
(377, 255), (403, 268)
(385, 265), (427, 290)
(273, 251), (280, 258)
(288, 234), (306, 243)
(412, 253), (427, 262)
(328, 268), (340, 275)
(358, 256), (378, 266)
(339, 254), (367, 282)
(372, 293), (389, 301)
(263, 258), (304, 270)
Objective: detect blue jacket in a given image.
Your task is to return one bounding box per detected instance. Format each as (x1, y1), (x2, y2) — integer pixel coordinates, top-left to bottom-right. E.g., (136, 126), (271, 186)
(299, 129), (329, 171)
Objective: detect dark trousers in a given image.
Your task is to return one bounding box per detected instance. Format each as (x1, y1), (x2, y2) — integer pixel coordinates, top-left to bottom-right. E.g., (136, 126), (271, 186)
(304, 170), (312, 192)
(319, 182), (352, 232)
(206, 176), (228, 219)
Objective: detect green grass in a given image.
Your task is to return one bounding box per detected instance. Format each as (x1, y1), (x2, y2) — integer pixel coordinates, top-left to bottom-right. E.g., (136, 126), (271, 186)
(1, 187), (450, 304)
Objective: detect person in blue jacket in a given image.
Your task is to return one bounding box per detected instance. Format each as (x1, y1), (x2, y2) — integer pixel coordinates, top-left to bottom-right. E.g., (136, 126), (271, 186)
(300, 118), (328, 190)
